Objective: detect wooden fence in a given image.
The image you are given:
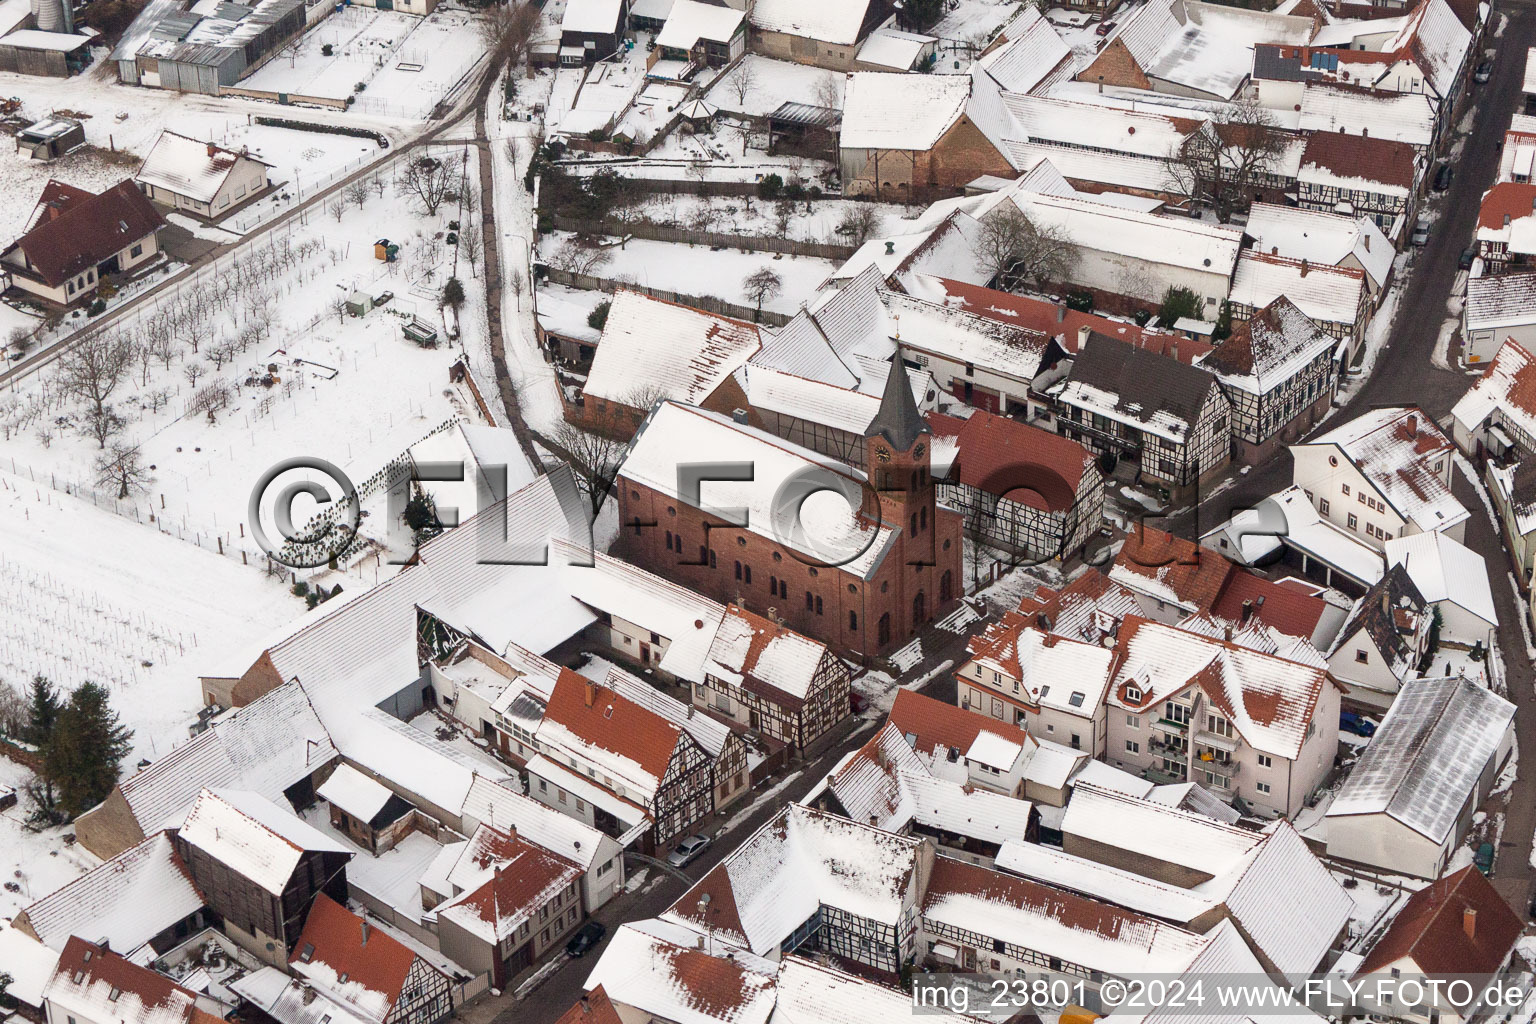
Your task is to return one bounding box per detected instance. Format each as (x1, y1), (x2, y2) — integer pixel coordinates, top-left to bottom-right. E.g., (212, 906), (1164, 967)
(543, 267), (791, 326)
(552, 214), (855, 260)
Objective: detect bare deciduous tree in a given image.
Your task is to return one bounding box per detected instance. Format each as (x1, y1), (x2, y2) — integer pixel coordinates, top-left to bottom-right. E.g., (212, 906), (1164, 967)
(1164, 97), (1286, 224)
(837, 205), (881, 248)
(345, 179), (370, 209)
(56, 331), (133, 419)
(549, 236), (613, 276)
(481, 1), (542, 73)
(726, 61), (757, 110)
(183, 361), (206, 389)
(80, 405), (125, 449)
(742, 267), (782, 321)
(813, 73), (841, 111)
(552, 417), (629, 516)
(460, 226), (482, 277)
(95, 442), (151, 499)
(329, 198), (346, 222)
(971, 204), (1078, 290)
(398, 156), (453, 216)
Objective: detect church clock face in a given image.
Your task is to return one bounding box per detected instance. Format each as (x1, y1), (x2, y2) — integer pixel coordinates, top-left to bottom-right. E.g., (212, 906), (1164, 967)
(913, 443), (926, 458)
(875, 447), (892, 462)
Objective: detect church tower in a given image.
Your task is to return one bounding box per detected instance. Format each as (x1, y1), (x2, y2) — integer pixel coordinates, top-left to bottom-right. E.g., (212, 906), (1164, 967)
(865, 350), (935, 526)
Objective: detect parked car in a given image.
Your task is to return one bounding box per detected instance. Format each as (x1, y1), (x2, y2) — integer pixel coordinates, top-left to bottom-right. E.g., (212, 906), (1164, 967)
(1411, 219), (1430, 246)
(1475, 60), (1494, 83)
(667, 834), (711, 868)
(1094, 19), (1116, 34)
(1434, 164), (1454, 191)
(850, 690), (870, 714)
(1340, 711), (1378, 737)
(1475, 841), (1496, 876)
(565, 920), (606, 957)
(1460, 247), (1477, 270)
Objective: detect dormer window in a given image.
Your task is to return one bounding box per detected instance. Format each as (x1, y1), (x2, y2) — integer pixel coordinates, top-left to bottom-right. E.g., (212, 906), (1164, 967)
(1124, 684), (1142, 702)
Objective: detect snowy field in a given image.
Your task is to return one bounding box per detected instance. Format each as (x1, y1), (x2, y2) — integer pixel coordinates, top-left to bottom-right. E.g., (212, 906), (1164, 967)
(240, 7), (487, 118)
(0, 144), (501, 579)
(538, 230), (836, 315)
(627, 193), (896, 245)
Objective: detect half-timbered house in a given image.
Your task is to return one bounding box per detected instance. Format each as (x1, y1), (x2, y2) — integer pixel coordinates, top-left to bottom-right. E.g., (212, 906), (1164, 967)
(172, 788), (352, 966)
(290, 895), (452, 1024)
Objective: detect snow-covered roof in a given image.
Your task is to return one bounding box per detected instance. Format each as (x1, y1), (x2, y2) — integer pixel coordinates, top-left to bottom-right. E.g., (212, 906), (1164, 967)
(1298, 83), (1436, 148)
(618, 402), (898, 578)
(582, 924), (778, 1024)
(1230, 251), (1365, 328)
(1303, 407), (1467, 534)
(601, 664), (733, 758)
(1108, 617), (1336, 761)
(1003, 93), (1194, 161)
(703, 604), (830, 705)
(560, 540), (728, 684)
(331, 706), (512, 817)
(537, 670), (685, 803)
(45, 937), (213, 1024)
(663, 805), (922, 955)
(289, 894), (435, 1023)
(179, 787), (350, 895)
(1243, 202), (1393, 292)
(0, 925), (61, 1006)
(1015, 190), (1244, 276)
(839, 72), (972, 151)
(1384, 532), (1497, 627)
(1328, 675), (1515, 843)
(854, 26), (934, 70)
(317, 763), (398, 824)
(748, 0), (873, 44)
(975, 10), (1071, 94)
(1451, 338), (1536, 444)
(1063, 783), (1262, 880)
(460, 774), (609, 872)
(965, 616), (1115, 712)
(17, 831), (205, 953)
(994, 840), (1220, 923)
(1466, 273), (1536, 335)
(655, 0), (743, 48)
(435, 828), (584, 945)
(585, 290), (760, 410)
(1146, 2), (1313, 100)
(772, 956), (987, 1024)
(136, 130), (265, 205)
(1000, 139), (1179, 198)
(1056, 334), (1222, 444)
(1197, 295), (1337, 395)
(1070, 758), (1156, 798)
(561, 0), (623, 34)
(1229, 485), (1386, 586)
(921, 856), (1209, 976)
(229, 968), (370, 1024)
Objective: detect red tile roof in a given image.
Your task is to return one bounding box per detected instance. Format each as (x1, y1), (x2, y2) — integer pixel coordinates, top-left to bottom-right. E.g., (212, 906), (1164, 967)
(544, 668), (683, 783)
(5, 179), (165, 288)
(929, 409), (1094, 512)
(1208, 568), (1329, 641)
(888, 688), (1027, 760)
(1479, 181), (1536, 232)
(1300, 131), (1418, 190)
(923, 277), (1211, 363)
(446, 827), (583, 942)
(556, 987), (626, 1024)
(1356, 867), (1522, 979)
(290, 894), (420, 1012)
(49, 937), (220, 1024)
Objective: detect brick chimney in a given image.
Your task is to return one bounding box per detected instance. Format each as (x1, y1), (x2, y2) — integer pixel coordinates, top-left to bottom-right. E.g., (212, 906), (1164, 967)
(584, 681), (596, 707)
(1240, 599), (1254, 624)
(1463, 907), (1477, 940)
(1405, 413), (1418, 436)
(1299, 259), (1310, 277)
(360, 917), (369, 946)
(207, 142), (217, 159)
(1363, 233), (1370, 251)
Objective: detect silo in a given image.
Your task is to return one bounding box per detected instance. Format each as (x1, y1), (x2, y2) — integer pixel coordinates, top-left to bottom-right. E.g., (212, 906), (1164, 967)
(31, 0), (74, 36)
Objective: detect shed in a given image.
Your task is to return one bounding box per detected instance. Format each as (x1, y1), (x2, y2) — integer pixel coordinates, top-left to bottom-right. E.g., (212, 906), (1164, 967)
(318, 763), (416, 854)
(0, 29), (94, 77)
(346, 290), (371, 316)
(15, 116), (84, 160)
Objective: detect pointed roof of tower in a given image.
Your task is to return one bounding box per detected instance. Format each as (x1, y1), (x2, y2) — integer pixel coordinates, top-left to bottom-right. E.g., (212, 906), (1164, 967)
(865, 351), (931, 451)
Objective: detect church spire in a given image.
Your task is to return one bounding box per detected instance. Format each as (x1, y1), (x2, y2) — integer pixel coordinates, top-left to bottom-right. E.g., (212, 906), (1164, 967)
(865, 349), (930, 452)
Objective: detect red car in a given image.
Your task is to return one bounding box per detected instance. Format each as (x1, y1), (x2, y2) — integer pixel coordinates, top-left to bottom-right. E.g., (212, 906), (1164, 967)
(850, 691), (870, 714)
(1095, 20), (1116, 35)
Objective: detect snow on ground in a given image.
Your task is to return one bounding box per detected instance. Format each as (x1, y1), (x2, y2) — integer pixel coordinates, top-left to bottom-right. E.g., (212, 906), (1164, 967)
(1, 147), (496, 569)
(623, 193), (894, 245)
(704, 56), (843, 118)
(0, 461), (298, 765)
(0, 757), (103, 922)
(538, 231), (836, 315)
(931, 0), (1021, 46)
